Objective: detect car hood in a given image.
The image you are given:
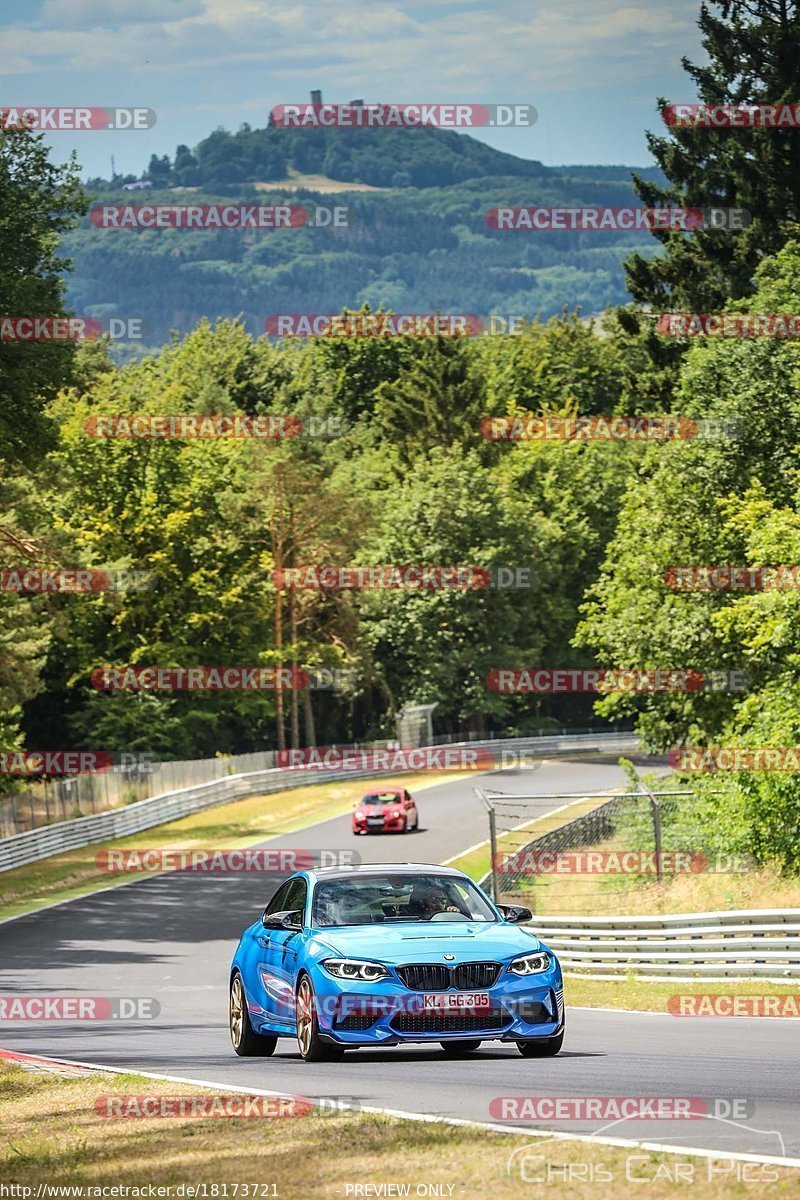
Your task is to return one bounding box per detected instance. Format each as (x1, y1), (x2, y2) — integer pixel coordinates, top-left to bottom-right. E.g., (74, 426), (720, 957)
(311, 921), (543, 964)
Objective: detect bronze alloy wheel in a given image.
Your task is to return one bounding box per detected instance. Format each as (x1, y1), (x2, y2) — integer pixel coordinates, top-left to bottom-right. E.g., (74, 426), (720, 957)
(229, 974), (245, 1049)
(229, 972), (277, 1057)
(296, 975), (345, 1062)
(296, 976), (314, 1057)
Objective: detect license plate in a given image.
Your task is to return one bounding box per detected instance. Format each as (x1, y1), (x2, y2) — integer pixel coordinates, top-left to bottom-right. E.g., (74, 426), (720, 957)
(421, 992), (491, 1011)
(366, 818), (384, 826)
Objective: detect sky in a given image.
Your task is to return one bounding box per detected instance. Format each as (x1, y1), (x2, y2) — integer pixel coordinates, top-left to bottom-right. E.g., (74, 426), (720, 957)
(0, 0), (707, 180)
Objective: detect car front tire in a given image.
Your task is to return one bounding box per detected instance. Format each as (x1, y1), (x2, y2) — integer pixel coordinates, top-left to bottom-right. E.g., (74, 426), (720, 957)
(296, 975), (345, 1062)
(516, 1028), (564, 1057)
(229, 972), (278, 1057)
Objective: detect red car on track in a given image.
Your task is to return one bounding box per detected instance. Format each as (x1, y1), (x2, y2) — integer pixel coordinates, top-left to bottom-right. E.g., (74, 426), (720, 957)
(352, 786), (419, 834)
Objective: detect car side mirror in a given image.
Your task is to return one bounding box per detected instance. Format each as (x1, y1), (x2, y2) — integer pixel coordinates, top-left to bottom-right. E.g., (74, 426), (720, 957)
(261, 909), (302, 930)
(498, 904), (533, 923)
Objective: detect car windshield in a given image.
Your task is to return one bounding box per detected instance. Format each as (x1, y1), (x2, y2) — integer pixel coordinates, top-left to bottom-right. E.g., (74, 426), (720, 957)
(311, 873), (497, 927)
(361, 793), (399, 806)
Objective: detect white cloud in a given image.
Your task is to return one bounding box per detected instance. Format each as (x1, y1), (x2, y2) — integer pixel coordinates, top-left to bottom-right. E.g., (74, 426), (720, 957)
(2, 0), (701, 101)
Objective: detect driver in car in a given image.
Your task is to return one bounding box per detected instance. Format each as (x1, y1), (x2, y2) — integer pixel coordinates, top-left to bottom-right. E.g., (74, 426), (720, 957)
(409, 882), (462, 919)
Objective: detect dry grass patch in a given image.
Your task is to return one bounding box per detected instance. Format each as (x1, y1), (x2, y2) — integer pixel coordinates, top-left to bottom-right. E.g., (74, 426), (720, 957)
(447, 790), (626, 883)
(515, 861), (800, 918)
(253, 172), (386, 193)
(1, 1063), (797, 1199)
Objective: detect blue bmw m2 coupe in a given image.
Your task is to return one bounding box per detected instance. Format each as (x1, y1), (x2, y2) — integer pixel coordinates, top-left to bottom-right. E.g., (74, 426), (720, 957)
(229, 863), (564, 1061)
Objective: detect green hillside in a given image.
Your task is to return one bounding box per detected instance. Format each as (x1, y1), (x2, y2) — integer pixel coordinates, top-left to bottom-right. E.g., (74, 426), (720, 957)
(66, 124), (663, 346)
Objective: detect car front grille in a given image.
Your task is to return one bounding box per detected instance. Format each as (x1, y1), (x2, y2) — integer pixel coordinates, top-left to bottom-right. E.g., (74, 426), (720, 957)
(390, 1008), (510, 1036)
(396, 962), (502, 991)
(396, 964), (451, 990)
(455, 962), (502, 989)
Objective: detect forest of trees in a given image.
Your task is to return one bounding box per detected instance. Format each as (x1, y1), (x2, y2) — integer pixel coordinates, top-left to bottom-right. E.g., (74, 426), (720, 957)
(88, 124), (653, 194)
(2, 1), (800, 870)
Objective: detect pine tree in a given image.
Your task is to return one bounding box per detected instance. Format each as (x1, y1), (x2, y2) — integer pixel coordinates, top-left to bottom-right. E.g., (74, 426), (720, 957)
(626, 1), (800, 310)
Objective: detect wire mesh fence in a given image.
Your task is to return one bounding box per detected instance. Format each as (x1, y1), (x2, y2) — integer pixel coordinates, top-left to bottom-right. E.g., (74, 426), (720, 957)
(0, 751), (278, 838)
(478, 785), (732, 915)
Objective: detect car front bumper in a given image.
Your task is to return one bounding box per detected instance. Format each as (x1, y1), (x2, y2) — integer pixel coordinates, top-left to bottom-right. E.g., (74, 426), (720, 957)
(352, 816), (405, 833)
(311, 970), (564, 1046)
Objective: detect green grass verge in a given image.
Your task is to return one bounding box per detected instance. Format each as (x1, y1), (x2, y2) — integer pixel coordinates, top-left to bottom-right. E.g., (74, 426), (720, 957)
(566, 973), (800, 1012)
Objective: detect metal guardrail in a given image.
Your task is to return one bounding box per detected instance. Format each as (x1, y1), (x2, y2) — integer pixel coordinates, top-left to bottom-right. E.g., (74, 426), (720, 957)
(0, 731), (638, 875)
(531, 910), (800, 980)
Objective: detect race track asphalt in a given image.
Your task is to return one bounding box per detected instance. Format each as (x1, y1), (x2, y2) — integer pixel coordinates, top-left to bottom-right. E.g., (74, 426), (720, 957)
(1, 755), (798, 1163)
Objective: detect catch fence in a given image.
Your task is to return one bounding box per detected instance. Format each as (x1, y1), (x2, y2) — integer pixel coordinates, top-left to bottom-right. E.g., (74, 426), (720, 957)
(477, 782), (728, 913)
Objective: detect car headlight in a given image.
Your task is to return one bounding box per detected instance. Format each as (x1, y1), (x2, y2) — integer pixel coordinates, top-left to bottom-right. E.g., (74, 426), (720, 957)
(391, 809), (401, 818)
(508, 952), (551, 976)
(322, 958), (389, 981)
(354, 811), (364, 819)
